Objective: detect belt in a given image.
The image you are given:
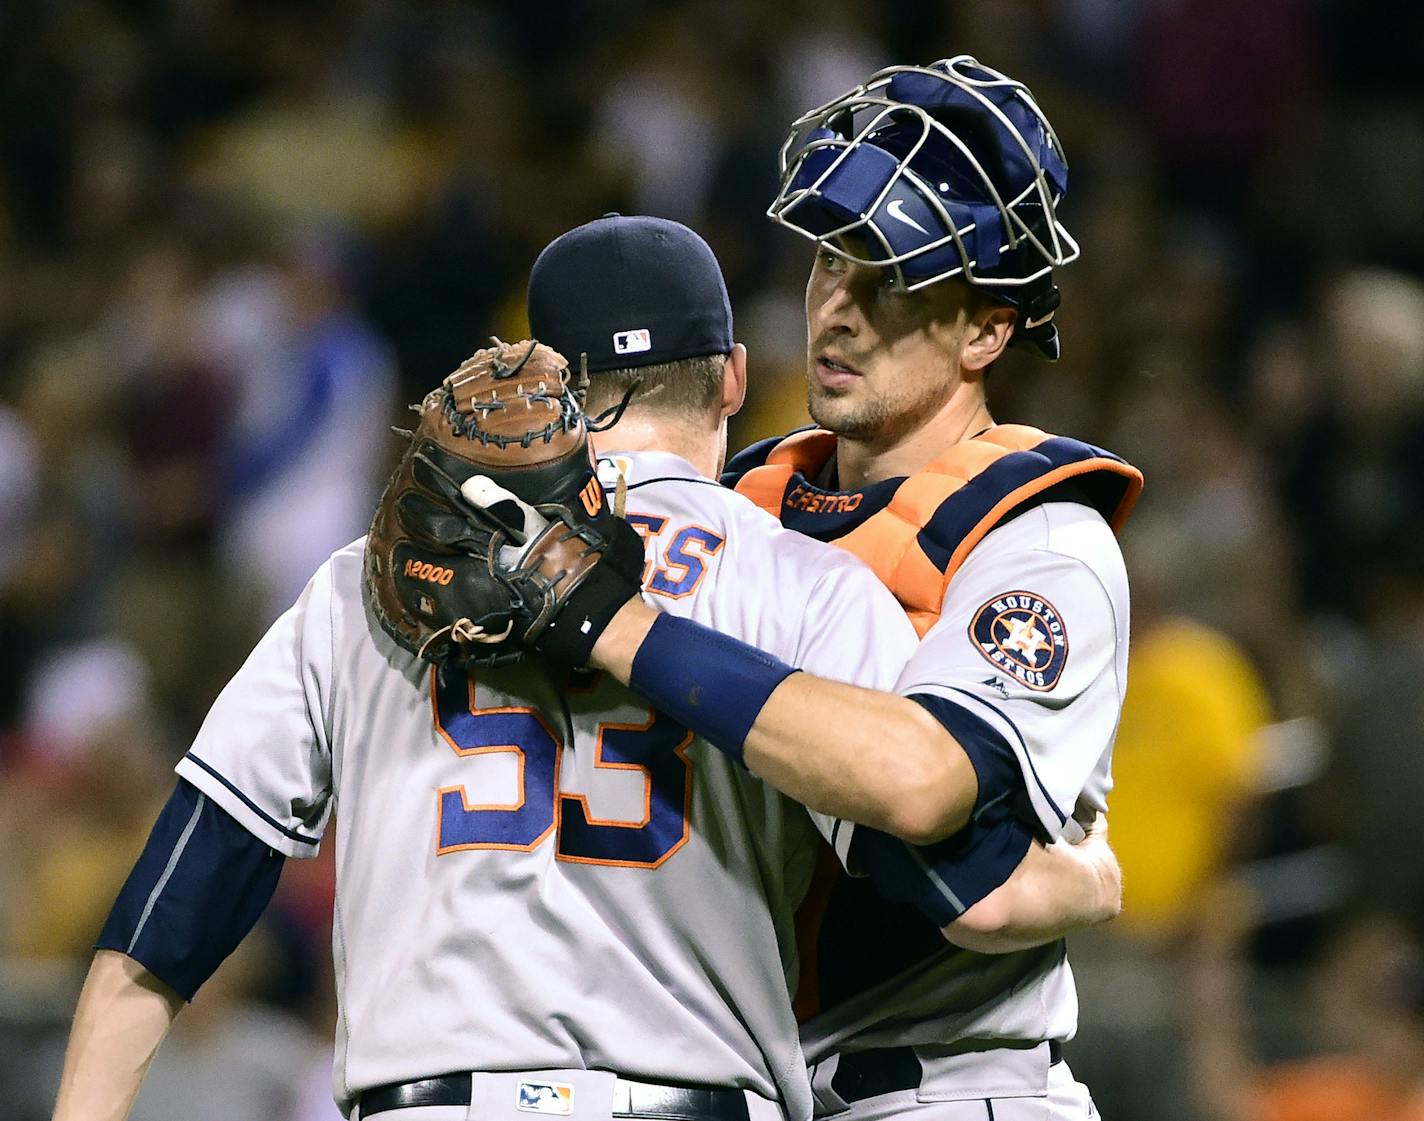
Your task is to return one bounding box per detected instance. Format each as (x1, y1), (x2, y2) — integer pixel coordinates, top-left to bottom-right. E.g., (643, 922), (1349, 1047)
(830, 1042), (1064, 1104)
(359, 1073), (753, 1121)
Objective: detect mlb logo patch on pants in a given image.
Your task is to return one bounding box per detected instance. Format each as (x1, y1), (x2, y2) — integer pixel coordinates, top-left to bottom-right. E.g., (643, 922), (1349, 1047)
(517, 1081), (574, 1115)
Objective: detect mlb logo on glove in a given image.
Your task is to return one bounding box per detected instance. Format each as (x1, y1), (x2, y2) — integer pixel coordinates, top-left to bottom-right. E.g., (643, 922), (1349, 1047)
(613, 328), (651, 355)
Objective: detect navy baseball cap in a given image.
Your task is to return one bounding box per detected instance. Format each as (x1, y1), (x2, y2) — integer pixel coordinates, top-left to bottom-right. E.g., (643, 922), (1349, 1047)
(528, 214), (733, 373)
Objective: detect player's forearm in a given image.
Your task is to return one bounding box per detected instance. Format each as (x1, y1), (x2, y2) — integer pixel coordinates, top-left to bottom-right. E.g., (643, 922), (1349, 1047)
(944, 829), (1122, 953)
(52, 950), (183, 1121)
(592, 600), (978, 842)
(742, 673), (976, 842)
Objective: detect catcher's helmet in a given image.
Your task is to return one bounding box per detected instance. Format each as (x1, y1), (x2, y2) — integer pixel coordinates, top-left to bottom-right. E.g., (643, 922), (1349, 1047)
(767, 56), (1077, 360)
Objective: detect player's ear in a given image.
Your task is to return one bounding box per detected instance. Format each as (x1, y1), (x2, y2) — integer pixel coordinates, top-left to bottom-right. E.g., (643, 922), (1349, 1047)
(961, 304), (1016, 375)
(720, 344), (748, 419)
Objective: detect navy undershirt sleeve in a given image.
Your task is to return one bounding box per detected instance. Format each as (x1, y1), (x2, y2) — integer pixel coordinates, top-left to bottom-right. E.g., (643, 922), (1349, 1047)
(843, 693), (1037, 927)
(97, 778), (284, 1001)
(848, 804), (1035, 927)
(907, 692), (1024, 818)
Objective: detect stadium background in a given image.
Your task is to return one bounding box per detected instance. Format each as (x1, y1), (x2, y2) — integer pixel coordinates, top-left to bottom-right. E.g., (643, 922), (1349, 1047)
(2, 1), (1423, 1117)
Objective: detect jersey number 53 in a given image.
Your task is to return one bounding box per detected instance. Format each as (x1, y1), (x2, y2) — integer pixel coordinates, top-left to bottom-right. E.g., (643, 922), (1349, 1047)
(431, 664), (693, 869)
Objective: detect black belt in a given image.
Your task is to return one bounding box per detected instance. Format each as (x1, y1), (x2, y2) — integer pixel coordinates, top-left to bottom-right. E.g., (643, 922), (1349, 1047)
(830, 1042), (1064, 1104)
(359, 1073), (752, 1121)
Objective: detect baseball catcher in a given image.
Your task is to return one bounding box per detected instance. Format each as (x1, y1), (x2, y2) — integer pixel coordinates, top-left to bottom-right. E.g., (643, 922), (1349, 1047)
(364, 337), (644, 668)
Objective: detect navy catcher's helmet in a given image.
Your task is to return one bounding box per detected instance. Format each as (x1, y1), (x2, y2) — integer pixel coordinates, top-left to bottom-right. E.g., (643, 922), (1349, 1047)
(767, 56), (1078, 360)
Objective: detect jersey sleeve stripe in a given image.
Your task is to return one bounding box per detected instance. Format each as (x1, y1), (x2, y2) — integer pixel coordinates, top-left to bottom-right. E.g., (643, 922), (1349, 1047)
(179, 752), (322, 846)
(126, 790), (206, 954)
(622, 475), (727, 494)
(847, 829), (967, 924)
(830, 817), (857, 871)
(943, 688), (1068, 827)
(903, 845), (968, 916)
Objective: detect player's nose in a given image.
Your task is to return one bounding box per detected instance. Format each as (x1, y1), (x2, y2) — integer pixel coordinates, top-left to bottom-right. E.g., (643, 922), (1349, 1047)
(807, 270), (860, 339)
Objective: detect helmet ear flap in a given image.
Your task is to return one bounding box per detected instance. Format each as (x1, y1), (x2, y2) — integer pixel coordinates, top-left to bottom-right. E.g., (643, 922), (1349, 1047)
(1009, 281), (1063, 361)
(1022, 284), (1061, 328)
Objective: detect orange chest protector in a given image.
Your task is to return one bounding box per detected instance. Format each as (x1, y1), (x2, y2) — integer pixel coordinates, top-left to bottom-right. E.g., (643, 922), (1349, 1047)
(733, 425), (1143, 637)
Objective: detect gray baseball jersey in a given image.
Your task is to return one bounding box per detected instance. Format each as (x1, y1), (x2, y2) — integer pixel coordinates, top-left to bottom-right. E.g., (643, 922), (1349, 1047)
(800, 500), (1129, 1101)
(175, 449), (916, 1119)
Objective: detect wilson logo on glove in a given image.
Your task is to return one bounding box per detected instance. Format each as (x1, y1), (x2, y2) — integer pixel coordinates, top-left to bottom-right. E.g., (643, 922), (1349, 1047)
(578, 477), (604, 517)
(403, 559), (456, 586)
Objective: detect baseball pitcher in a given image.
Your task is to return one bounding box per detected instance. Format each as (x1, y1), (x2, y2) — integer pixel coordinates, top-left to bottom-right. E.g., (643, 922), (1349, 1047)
(48, 338), (916, 1121)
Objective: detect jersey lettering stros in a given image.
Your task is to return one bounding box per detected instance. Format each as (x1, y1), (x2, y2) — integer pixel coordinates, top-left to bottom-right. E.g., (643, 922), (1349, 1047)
(800, 500), (1129, 1080)
(175, 449), (916, 1119)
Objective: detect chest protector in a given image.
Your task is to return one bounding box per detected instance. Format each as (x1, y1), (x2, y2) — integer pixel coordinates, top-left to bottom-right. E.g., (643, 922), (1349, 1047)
(734, 424), (1143, 637)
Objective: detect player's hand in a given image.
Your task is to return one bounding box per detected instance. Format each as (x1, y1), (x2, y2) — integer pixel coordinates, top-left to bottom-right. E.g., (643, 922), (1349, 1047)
(1079, 810), (1108, 841)
(1060, 814), (1121, 923)
(462, 476), (646, 666)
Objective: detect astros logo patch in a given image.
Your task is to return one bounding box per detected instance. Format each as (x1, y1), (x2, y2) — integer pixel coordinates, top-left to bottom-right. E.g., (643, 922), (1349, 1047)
(517, 1080), (574, 1115)
(969, 591), (1069, 692)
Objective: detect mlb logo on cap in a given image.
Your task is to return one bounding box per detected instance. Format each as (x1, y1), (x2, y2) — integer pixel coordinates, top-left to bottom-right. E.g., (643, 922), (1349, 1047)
(517, 1080), (574, 1115)
(613, 328), (652, 355)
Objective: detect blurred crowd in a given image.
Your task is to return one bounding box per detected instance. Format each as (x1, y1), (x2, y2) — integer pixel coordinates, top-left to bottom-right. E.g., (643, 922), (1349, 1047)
(2, 1), (1422, 1119)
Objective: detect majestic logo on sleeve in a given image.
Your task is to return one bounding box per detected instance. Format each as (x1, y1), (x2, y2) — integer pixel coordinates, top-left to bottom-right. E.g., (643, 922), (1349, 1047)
(969, 591), (1069, 691)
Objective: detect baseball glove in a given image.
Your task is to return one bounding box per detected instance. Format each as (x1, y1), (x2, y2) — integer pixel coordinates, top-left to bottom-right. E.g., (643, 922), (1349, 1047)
(365, 337), (633, 667)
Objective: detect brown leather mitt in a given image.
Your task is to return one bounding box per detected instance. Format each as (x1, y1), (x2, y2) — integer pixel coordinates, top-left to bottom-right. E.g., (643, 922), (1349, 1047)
(364, 337), (602, 667)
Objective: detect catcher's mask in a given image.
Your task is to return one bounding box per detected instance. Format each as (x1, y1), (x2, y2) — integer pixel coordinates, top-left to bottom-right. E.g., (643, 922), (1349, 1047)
(767, 56), (1078, 360)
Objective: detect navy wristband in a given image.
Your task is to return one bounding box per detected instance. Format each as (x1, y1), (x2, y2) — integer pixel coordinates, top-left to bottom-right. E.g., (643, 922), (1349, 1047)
(629, 613), (799, 764)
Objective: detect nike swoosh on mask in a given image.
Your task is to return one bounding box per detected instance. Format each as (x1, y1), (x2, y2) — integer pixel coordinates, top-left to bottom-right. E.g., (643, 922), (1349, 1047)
(887, 198), (930, 235)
